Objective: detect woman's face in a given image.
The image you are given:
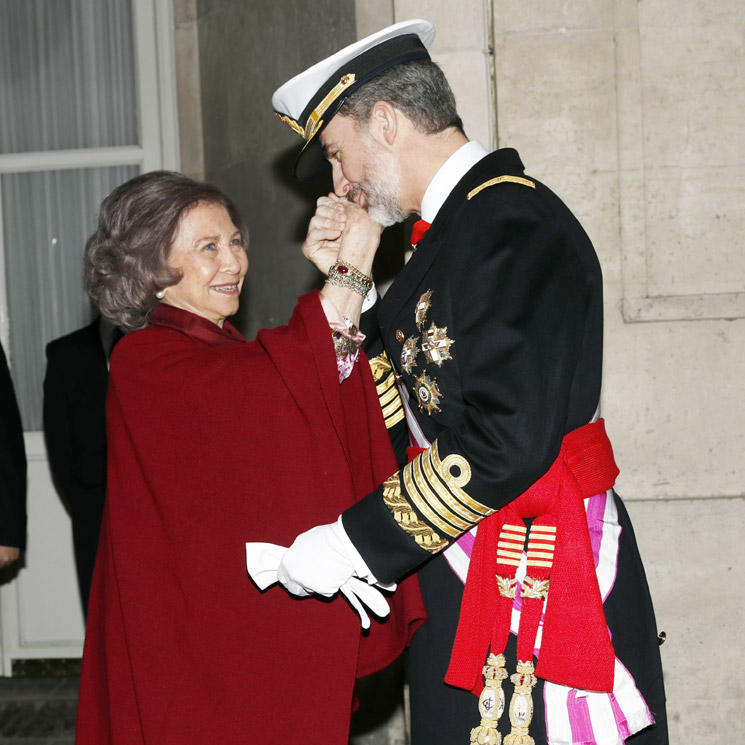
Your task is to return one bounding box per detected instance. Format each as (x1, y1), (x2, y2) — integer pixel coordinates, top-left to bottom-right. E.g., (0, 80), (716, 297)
(163, 201), (248, 327)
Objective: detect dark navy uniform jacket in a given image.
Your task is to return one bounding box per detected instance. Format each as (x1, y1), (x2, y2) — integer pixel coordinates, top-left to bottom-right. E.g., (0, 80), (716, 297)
(343, 147), (604, 581)
(343, 147), (667, 745)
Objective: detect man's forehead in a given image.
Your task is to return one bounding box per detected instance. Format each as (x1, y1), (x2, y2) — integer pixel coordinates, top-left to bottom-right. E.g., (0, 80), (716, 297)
(320, 115), (352, 150)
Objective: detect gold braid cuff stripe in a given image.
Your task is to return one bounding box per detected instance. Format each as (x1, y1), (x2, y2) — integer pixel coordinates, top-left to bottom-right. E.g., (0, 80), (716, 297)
(382, 473), (449, 554)
(429, 441), (493, 518)
(403, 461), (461, 537)
(419, 448), (483, 525)
(382, 402), (405, 428)
(403, 458), (468, 537)
(378, 380), (399, 407)
(467, 175), (536, 200)
(369, 353), (404, 430)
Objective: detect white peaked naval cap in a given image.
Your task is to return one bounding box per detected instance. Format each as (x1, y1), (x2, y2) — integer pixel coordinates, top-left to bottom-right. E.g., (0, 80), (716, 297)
(272, 19), (436, 179)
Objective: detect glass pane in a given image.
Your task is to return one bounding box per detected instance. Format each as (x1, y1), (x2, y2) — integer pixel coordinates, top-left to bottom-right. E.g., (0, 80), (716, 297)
(0, 0), (137, 154)
(3, 166), (140, 430)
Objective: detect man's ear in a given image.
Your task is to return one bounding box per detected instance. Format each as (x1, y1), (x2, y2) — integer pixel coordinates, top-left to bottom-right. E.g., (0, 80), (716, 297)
(369, 101), (398, 147)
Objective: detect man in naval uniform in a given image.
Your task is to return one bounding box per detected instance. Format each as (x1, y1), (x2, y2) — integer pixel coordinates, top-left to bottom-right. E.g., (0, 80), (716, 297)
(270, 19), (668, 745)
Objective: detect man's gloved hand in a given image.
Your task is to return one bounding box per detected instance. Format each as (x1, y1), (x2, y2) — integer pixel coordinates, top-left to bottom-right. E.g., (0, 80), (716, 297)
(276, 519), (357, 598)
(339, 577), (391, 630)
(246, 531), (393, 630)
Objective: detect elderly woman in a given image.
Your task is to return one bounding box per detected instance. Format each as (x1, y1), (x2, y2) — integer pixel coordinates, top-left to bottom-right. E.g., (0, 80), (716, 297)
(76, 171), (423, 744)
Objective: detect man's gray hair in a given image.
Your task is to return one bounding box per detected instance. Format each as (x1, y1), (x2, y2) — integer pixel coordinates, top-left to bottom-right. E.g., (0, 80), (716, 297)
(339, 59), (463, 134)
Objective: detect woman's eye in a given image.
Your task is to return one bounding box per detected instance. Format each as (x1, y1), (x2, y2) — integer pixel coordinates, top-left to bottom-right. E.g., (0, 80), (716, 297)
(203, 242), (217, 252)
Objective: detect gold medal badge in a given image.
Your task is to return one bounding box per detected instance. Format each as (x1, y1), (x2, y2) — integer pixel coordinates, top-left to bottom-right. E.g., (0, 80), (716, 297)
(414, 371), (443, 415)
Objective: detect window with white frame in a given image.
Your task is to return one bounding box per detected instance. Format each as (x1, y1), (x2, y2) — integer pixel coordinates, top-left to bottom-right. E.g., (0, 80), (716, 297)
(0, 0), (179, 431)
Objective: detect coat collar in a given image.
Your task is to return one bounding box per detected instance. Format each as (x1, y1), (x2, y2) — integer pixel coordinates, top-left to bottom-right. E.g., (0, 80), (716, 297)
(379, 148), (526, 332)
(148, 304), (246, 347)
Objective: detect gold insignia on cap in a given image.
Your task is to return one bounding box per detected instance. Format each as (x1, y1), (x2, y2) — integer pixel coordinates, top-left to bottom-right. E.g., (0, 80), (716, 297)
(415, 290), (432, 330)
(422, 323), (454, 367)
(414, 371), (442, 415)
(467, 175), (535, 200)
(304, 73), (357, 141)
(401, 336), (420, 374)
(276, 113), (305, 138)
(396, 329), (405, 342)
(382, 473), (449, 553)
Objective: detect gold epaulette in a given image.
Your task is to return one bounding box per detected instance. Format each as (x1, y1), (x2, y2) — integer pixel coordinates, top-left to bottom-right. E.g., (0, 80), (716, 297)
(467, 175), (536, 200)
(369, 352), (405, 429)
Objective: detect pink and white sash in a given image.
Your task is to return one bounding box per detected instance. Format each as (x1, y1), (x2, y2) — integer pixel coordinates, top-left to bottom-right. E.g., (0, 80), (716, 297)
(399, 388), (654, 744)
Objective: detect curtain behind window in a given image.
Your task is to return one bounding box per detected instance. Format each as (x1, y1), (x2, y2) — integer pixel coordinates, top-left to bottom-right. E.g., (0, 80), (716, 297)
(0, 0), (138, 430)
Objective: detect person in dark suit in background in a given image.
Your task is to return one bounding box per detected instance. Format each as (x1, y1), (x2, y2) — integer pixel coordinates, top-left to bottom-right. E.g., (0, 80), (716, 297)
(43, 316), (120, 616)
(0, 340), (27, 570)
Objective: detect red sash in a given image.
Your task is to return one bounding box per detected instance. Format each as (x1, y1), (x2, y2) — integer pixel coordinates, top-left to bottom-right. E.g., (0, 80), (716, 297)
(445, 419), (619, 696)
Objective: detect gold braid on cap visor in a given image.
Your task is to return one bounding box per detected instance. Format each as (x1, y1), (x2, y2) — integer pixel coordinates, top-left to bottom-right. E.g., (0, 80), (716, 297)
(276, 73), (357, 141)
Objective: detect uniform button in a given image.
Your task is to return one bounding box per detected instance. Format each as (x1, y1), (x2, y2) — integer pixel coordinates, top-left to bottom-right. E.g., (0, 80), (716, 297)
(396, 329), (404, 342)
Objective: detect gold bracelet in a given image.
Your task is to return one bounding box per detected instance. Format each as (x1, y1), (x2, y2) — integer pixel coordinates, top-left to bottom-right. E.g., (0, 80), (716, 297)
(325, 259), (373, 298)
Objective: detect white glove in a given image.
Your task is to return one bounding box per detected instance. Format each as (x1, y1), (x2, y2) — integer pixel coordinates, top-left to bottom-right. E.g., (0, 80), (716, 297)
(276, 517), (396, 597)
(276, 519), (357, 597)
(339, 577), (392, 630)
(245, 538), (392, 630)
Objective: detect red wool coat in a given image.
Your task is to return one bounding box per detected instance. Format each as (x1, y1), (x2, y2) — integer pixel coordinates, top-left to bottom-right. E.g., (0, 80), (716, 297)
(76, 292), (425, 744)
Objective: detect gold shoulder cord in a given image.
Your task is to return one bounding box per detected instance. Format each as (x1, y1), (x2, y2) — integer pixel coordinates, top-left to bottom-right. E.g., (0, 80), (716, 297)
(467, 175), (536, 200)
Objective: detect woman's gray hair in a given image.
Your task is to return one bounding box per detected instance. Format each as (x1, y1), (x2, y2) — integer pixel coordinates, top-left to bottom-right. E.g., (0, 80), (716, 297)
(86, 171), (246, 331)
(339, 59), (463, 135)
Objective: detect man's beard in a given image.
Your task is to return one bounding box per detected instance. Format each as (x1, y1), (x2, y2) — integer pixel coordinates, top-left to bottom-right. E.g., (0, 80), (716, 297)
(348, 137), (408, 227)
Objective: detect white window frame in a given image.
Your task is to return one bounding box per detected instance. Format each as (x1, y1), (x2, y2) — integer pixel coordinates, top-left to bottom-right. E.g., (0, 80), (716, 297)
(0, 0), (180, 363)
(0, 0), (180, 674)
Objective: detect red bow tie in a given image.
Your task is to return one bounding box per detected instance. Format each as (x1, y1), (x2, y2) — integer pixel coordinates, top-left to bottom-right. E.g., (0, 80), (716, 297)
(410, 219), (431, 246)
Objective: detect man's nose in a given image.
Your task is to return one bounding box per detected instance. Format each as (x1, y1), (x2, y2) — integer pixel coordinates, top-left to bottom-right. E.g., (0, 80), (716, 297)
(331, 163), (350, 197)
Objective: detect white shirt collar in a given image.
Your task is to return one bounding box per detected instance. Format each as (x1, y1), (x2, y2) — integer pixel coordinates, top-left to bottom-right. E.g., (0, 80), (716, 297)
(419, 140), (489, 223)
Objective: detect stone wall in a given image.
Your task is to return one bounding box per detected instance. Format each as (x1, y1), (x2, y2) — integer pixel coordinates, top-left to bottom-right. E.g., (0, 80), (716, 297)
(176, 0), (745, 741)
(400, 1), (745, 741)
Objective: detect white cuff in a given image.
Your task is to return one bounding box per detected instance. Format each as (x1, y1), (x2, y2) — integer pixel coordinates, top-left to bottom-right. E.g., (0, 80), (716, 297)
(361, 284), (378, 314)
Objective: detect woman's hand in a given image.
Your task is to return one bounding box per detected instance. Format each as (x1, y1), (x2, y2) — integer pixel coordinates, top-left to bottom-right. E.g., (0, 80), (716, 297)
(335, 201), (383, 278)
(308, 197), (383, 327)
(302, 195), (347, 275)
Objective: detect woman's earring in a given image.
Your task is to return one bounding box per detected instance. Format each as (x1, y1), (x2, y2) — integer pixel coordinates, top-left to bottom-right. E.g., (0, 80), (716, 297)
(155, 289), (165, 299)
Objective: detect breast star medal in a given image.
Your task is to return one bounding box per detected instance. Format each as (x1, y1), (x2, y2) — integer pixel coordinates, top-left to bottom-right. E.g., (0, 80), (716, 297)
(422, 323), (454, 367)
(415, 290), (433, 330)
(401, 336), (420, 374)
(414, 371), (443, 415)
